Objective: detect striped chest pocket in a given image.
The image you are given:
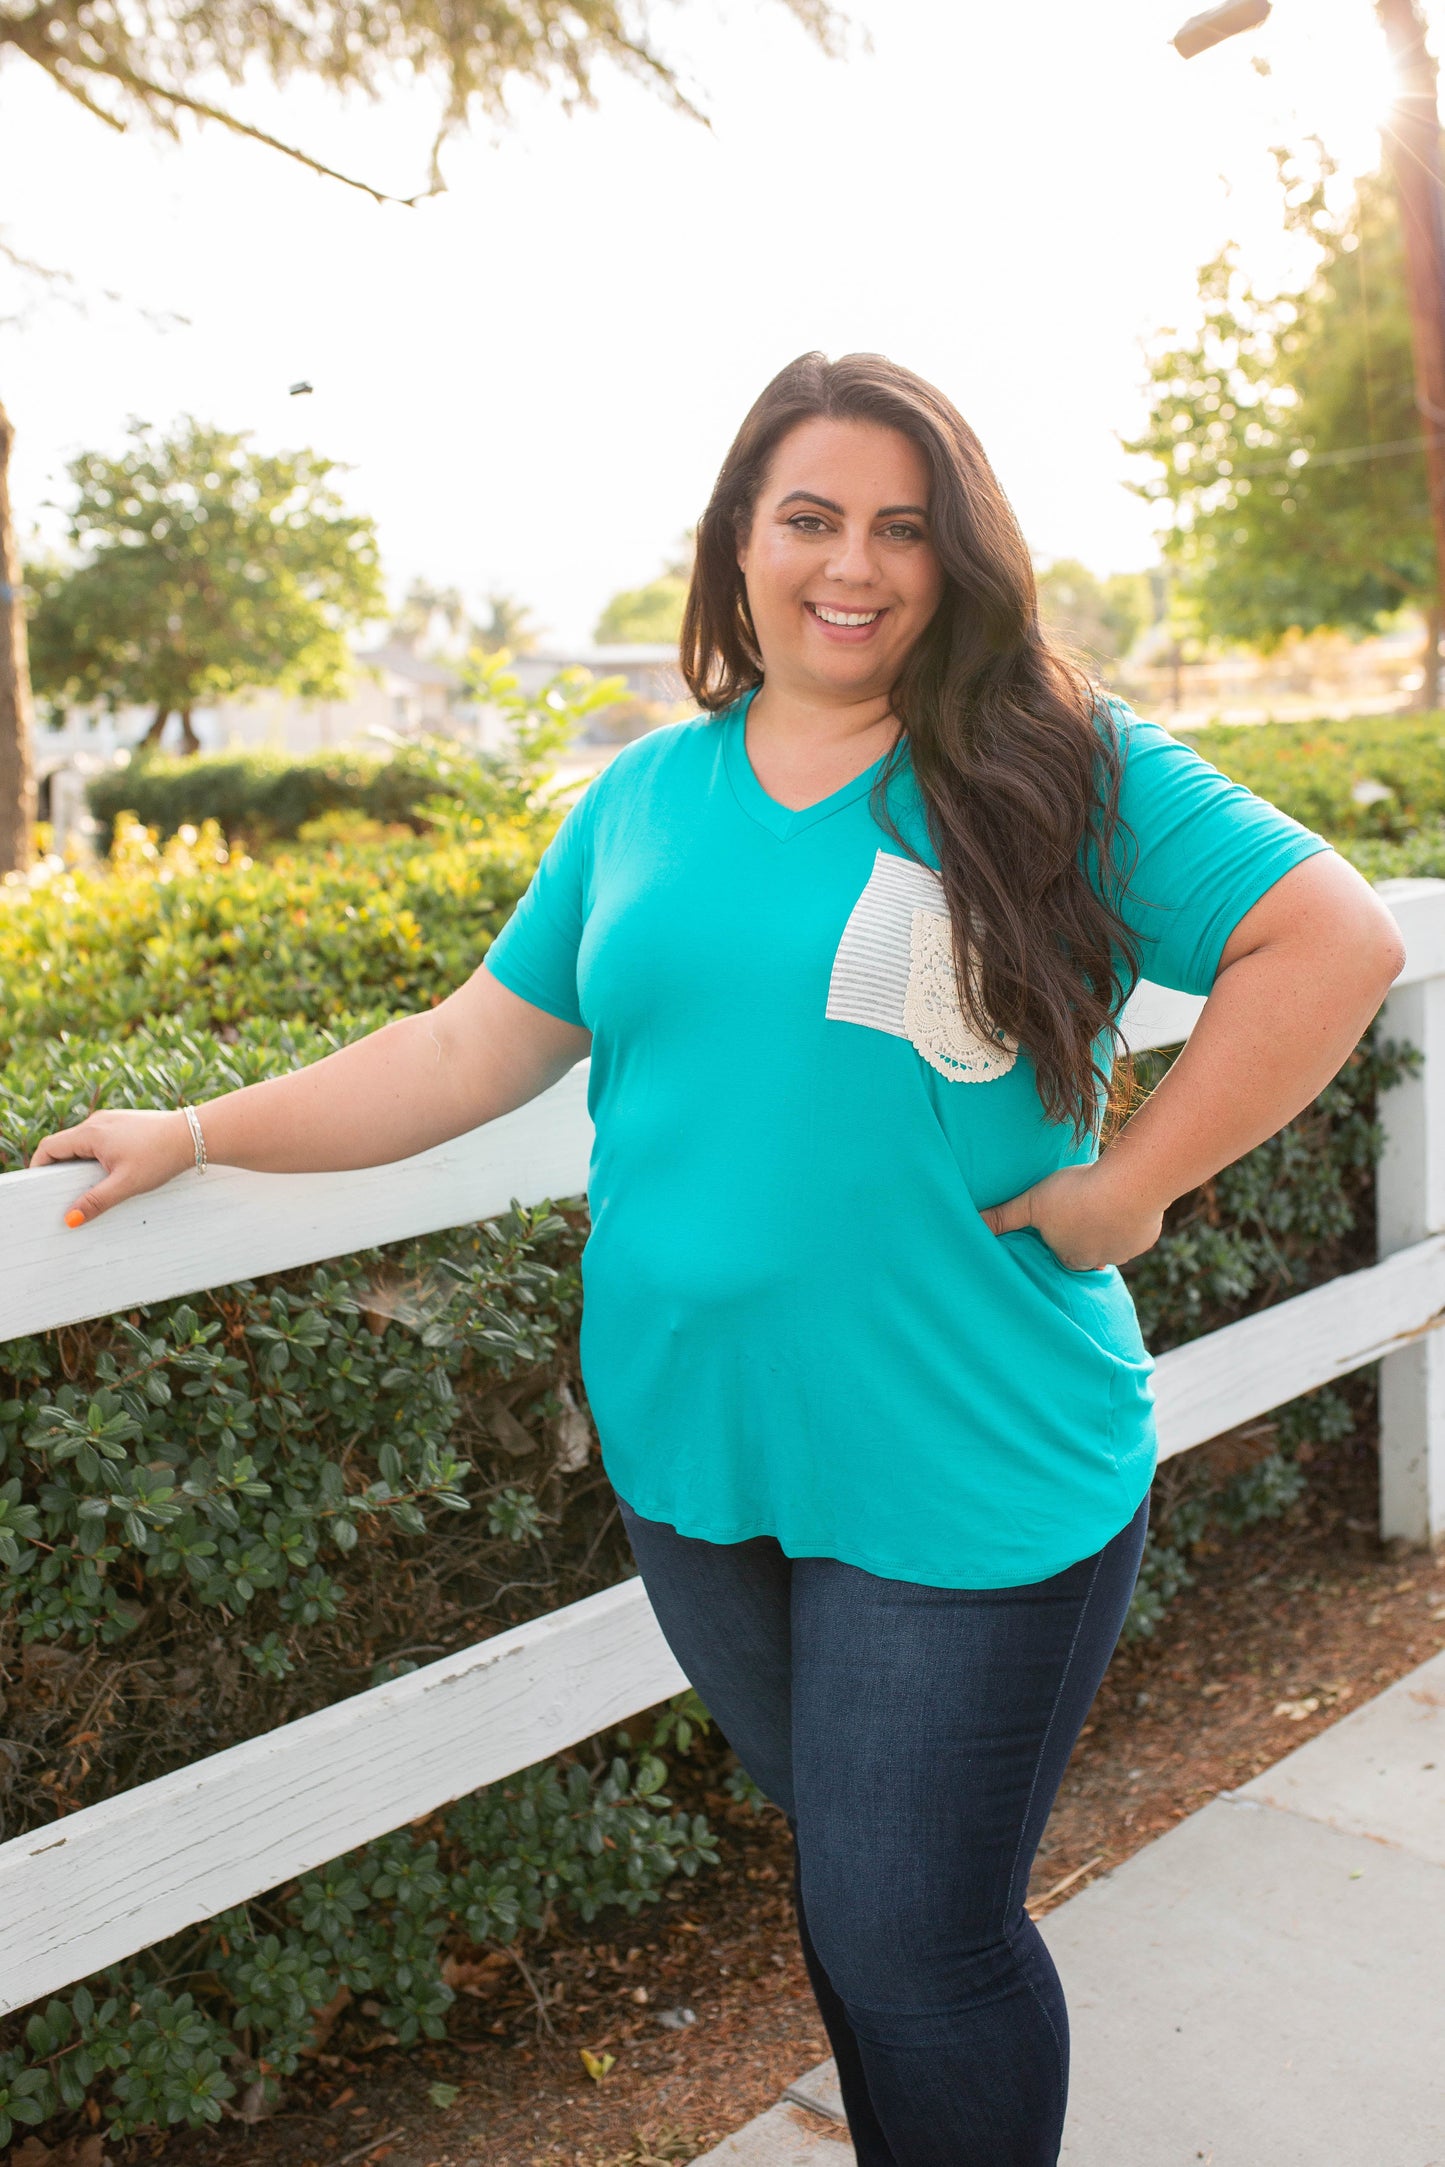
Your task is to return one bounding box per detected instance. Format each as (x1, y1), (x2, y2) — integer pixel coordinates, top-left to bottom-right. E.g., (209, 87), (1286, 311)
(826, 849), (1018, 1083)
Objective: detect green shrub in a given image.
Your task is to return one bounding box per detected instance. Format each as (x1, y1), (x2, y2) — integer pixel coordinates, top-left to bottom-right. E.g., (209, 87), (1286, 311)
(0, 1169), (600, 1782)
(1183, 707), (1445, 841)
(0, 816), (539, 1089)
(87, 742), (462, 851)
(1178, 704), (1445, 881)
(0, 1747), (717, 2144)
(1337, 822), (1445, 883)
(1121, 1031), (1412, 1354)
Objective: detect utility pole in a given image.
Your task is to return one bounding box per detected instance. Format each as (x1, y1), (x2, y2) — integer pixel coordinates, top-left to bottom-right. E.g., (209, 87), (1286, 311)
(1375, 0), (1445, 706)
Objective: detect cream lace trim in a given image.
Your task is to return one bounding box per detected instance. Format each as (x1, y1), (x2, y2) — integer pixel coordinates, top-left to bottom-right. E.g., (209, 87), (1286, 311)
(902, 909), (1019, 1082)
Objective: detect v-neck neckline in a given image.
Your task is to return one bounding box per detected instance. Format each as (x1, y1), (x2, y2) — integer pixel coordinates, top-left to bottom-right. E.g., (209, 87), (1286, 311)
(723, 686), (896, 843)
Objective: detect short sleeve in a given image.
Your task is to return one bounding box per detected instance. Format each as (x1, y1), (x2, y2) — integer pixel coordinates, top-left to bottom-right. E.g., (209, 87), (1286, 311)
(482, 787), (595, 1028)
(1100, 700), (1334, 998)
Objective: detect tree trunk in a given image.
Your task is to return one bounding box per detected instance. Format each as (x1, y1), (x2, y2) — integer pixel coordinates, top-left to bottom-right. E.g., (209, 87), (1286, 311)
(1376, 1), (1445, 676)
(179, 707), (200, 756)
(0, 398), (36, 877)
(141, 707), (173, 750)
(1421, 603), (1444, 709)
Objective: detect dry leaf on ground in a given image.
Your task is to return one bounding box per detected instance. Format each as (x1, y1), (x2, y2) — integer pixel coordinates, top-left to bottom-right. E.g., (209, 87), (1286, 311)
(10, 2137), (109, 2167)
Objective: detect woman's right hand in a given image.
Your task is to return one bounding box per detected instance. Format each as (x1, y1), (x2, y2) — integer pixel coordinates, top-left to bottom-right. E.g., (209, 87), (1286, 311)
(29, 1108), (195, 1226)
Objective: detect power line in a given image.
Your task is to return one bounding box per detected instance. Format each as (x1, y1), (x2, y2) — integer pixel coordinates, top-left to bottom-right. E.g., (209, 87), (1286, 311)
(1179, 428), (1445, 480)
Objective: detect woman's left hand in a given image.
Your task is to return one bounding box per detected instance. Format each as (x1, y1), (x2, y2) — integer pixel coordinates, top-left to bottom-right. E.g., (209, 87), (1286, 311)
(979, 1162), (1164, 1273)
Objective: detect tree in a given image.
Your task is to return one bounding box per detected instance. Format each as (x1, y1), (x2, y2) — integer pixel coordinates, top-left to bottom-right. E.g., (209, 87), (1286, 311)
(392, 579), (469, 655)
(472, 592), (541, 654)
(1034, 558), (1152, 672)
(593, 574), (687, 645)
(593, 531), (694, 645)
(389, 581), (539, 657)
(1125, 146), (1439, 693)
(0, 0), (842, 201)
(0, 0), (841, 870)
(28, 418), (384, 752)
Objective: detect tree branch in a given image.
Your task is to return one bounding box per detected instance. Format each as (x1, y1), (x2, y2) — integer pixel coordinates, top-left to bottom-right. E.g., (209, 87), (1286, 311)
(30, 46), (438, 203)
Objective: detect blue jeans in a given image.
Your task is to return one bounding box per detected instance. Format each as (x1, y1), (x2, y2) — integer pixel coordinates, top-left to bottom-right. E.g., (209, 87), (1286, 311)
(615, 1488), (1150, 2167)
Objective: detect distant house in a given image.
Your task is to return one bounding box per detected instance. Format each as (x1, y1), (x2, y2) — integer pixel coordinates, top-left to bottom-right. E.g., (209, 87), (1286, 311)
(200, 642), (467, 755)
(195, 640), (688, 754)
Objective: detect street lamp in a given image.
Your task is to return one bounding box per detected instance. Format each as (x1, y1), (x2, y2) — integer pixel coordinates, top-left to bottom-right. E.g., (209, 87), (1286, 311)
(1173, 1), (1271, 60)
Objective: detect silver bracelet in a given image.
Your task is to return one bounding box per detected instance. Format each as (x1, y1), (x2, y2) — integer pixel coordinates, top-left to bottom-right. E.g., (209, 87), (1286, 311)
(182, 1104), (208, 1174)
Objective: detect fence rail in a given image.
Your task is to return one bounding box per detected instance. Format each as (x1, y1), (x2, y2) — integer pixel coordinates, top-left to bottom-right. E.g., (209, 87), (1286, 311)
(3, 875), (1444, 2016)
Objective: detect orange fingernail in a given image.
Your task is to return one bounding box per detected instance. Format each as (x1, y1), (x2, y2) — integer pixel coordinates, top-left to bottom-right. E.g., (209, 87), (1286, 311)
(65, 1209), (85, 1229)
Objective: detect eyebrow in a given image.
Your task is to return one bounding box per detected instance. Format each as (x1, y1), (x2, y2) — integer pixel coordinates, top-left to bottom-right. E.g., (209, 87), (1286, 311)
(776, 489), (929, 519)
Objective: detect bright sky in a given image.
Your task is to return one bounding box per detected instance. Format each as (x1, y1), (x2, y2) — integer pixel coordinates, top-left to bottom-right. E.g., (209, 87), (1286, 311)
(0, 0), (1431, 643)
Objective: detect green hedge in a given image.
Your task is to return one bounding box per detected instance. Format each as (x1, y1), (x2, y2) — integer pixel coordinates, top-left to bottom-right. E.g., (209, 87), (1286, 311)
(86, 743), (461, 849)
(0, 708), (1434, 2147)
(81, 703), (1445, 855)
(0, 817), (538, 1071)
(1185, 707), (1445, 841)
(5, 1754), (716, 2140)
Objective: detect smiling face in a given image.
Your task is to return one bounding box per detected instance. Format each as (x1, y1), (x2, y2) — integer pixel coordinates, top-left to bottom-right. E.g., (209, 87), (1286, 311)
(736, 415), (946, 707)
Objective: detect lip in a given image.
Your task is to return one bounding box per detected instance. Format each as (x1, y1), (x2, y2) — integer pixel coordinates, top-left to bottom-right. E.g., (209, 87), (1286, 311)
(805, 601), (889, 643)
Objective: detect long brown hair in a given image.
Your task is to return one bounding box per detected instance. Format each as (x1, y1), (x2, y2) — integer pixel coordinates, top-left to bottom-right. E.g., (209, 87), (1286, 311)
(680, 350), (1142, 1144)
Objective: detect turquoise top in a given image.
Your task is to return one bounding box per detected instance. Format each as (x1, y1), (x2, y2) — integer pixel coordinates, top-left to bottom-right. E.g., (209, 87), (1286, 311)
(483, 691), (1332, 1587)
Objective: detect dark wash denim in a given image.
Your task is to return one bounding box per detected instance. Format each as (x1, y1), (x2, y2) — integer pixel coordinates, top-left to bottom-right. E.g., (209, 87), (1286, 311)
(615, 1488), (1150, 2167)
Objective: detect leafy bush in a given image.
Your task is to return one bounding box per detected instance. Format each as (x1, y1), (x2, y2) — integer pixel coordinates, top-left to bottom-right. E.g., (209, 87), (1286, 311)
(0, 816), (537, 1089)
(1338, 821), (1445, 884)
(1120, 1031), (1413, 1354)
(86, 742), (466, 851)
(0, 1747), (717, 2145)
(0, 1212), (551, 1657)
(1184, 707), (1445, 841)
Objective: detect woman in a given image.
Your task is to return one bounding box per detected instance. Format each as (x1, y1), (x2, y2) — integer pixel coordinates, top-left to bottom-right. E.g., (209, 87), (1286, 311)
(33, 352), (1404, 2166)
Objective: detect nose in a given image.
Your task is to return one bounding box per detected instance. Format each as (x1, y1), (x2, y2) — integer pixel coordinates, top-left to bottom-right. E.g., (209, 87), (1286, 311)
(823, 521), (881, 589)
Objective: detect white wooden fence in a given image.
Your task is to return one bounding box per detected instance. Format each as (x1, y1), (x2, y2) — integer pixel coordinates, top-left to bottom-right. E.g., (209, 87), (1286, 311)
(2, 875), (1444, 2017)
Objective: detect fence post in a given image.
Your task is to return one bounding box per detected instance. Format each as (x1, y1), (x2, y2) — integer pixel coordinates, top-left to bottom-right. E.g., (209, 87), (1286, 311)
(1375, 906), (1445, 1548)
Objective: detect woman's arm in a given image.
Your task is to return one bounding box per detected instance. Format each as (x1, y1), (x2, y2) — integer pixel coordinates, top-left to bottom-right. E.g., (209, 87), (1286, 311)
(29, 963), (591, 1225)
(982, 852), (1408, 1269)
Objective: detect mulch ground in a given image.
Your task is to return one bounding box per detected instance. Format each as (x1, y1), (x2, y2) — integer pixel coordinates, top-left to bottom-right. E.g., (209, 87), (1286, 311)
(23, 1429), (1445, 2167)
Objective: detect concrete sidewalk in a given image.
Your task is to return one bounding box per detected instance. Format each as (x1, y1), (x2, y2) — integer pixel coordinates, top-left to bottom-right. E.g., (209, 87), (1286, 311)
(694, 1647), (1445, 2167)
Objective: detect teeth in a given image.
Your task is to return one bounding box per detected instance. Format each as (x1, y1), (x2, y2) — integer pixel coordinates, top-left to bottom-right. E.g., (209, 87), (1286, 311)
(813, 605), (881, 627)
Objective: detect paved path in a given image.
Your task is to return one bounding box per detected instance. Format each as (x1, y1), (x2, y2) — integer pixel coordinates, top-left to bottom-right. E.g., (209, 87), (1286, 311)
(693, 1647), (1445, 2166)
